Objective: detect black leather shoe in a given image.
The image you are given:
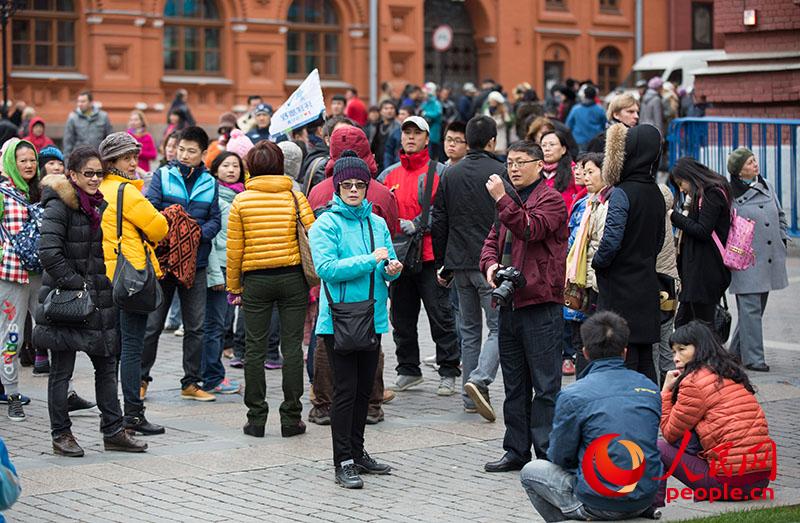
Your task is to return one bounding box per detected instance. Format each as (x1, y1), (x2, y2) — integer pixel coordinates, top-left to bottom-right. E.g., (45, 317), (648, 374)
(53, 432), (84, 457)
(281, 420), (306, 438)
(484, 453), (526, 473)
(335, 463), (363, 489)
(354, 450), (391, 474)
(104, 430), (148, 453)
(124, 408), (166, 436)
(746, 363), (770, 372)
(67, 391), (97, 413)
(243, 422), (265, 438)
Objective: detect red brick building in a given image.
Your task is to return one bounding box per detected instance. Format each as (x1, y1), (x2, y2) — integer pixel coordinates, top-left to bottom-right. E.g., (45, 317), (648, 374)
(8, 0), (677, 136)
(693, 0), (800, 118)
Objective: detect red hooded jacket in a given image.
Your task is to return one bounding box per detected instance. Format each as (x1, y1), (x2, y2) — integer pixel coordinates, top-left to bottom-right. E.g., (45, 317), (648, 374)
(23, 117), (55, 152)
(382, 148), (441, 262)
(345, 96), (368, 127)
(307, 126), (399, 237)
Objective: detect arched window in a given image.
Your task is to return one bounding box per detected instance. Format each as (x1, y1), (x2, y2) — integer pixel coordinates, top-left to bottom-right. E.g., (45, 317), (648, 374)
(163, 0), (222, 74)
(597, 46), (621, 94)
(12, 0), (77, 69)
(287, 0), (340, 79)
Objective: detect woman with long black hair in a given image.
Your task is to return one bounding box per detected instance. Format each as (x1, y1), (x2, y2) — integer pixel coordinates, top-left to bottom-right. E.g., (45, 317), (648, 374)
(655, 320), (771, 506)
(669, 158), (732, 327)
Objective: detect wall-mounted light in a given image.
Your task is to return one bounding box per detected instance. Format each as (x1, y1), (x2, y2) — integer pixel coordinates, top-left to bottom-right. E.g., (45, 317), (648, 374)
(86, 15), (103, 24)
(278, 26), (288, 34)
(134, 18), (146, 27)
(743, 9), (757, 26)
(232, 24), (247, 32)
(135, 102), (148, 110)
(153, 19), (164, 28)
(350, 30), (365, 38)
(483, 36), (497, 44)
(153, 103), (165, 111)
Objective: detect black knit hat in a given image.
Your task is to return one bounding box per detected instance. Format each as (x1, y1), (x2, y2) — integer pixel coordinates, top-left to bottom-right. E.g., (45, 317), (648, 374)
(333, 150), (371, 188)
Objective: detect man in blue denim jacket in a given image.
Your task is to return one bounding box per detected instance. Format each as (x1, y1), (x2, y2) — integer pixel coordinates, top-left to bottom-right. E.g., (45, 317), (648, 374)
(521, 312), (662, 521)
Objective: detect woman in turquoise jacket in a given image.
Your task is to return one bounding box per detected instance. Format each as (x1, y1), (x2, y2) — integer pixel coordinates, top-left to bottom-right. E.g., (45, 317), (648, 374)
(309, 151), (402, 490)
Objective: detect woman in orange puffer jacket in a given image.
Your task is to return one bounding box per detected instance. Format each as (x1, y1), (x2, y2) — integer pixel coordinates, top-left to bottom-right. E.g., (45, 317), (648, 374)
(654, 321), (772, 507)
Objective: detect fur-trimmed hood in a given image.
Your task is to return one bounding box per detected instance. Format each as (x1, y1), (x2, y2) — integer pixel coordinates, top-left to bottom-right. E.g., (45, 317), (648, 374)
(603, 123), (662, 186)
(40, 174), (79, 209)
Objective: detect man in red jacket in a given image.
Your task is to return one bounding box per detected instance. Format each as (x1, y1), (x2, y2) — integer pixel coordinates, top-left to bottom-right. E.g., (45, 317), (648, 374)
(479, 140), (568, 472)
(306, 124), (399, 426)
(344, 87), (368, 127)
(382, 116), (461, 396)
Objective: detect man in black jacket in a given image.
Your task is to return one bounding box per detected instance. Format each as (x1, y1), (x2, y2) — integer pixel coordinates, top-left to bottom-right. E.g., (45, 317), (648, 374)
(431, 115), (504, 421)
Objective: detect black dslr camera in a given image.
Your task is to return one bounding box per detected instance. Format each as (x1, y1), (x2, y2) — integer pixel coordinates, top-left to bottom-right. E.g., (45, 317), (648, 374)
(492, 266), (527, 307)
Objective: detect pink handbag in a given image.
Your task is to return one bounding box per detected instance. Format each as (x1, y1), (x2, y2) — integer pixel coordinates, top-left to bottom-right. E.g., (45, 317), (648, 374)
(712, 207), (755, 271)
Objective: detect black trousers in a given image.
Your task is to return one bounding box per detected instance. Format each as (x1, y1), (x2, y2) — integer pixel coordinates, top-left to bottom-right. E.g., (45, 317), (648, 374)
(499, 303), (563, 462)
(324, 335), (380, 466)
(389, 262), (460, 378)
(675, 301), (716, 328)
(48, 351), (123, 438)
(624, 343), (658, 383)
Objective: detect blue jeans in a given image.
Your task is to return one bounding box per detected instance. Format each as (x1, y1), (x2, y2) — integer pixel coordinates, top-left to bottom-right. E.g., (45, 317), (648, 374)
(499, 302), (562, 461)
(166, 294), (181, 328)
(142, 270), (207, 388)
(521, 460), (647, 522)
(454, 270), (499, 407)
(202, 286), (229, 390)
(119, 310), (149, 410)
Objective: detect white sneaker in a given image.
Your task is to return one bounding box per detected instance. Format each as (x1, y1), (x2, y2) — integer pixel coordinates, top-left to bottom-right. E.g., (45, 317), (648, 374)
(174, 326), (184, 337)
(437, 376), (456, 396)
(423, 355), (439, 370)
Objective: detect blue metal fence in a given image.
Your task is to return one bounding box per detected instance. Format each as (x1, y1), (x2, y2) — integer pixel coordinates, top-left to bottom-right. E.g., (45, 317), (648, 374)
(667, 117), (800, 237)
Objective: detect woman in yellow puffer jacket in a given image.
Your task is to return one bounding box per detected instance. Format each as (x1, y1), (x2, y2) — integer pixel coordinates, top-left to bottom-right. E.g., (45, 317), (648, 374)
(98, 132), (168, 436)
(227, 140), (314, 439)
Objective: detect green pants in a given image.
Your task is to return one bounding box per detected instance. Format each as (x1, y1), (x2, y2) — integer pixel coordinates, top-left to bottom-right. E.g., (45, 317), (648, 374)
(242, 270), (308, 427)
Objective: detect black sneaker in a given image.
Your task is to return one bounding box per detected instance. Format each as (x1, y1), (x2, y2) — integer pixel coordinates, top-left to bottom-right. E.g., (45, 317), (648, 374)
(7, 394), (26, 422)
(33, 359), (50, 376)
(335, 462), (364, 489)
(67, 392), (97, 413)
(354, 450), (391, 475)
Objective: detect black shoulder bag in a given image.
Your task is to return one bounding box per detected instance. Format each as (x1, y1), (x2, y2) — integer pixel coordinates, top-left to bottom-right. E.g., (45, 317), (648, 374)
(322, 218), (379, 353)
(392, 160), (436, 275)
(111, 183), (163, 314)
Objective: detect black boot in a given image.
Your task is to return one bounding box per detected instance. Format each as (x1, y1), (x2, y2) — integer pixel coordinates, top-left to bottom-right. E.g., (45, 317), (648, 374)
(124, 404), (166, 435)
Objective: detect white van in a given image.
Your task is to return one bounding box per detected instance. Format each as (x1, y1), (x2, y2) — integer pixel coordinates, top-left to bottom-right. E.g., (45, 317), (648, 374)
(609, 50), (725, 100)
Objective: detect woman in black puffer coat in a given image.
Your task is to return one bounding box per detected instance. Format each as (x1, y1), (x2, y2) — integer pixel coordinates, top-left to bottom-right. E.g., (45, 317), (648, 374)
(34, 146), (147, 458)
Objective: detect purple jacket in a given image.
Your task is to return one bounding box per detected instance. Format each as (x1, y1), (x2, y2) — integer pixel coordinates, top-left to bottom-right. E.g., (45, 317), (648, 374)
(480, 180), (568, 309)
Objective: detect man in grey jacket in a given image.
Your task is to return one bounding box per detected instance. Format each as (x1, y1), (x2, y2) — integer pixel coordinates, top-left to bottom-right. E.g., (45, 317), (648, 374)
(62, 91), (113, 157)
(638, 77), (664, 135)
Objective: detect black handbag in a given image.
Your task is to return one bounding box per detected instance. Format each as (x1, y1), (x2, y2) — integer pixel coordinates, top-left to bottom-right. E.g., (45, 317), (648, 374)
(657, 273), (678, 324)
(111, 183), (163, 314)
(714, 294), (732, 343)
(392, 159), (437, 275)
(42, 284), (95, 325)
(322, 218), (379, 353)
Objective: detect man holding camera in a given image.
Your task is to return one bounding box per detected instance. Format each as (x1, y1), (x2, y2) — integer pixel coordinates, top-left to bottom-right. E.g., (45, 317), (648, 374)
(480, 141), (569, 472)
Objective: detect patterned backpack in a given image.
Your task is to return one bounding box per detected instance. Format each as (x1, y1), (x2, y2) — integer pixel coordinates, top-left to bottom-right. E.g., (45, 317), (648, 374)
(0, 186), (44, 272)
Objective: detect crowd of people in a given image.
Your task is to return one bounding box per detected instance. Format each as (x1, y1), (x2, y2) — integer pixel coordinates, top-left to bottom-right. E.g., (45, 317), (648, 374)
(0, 77), (787, 518)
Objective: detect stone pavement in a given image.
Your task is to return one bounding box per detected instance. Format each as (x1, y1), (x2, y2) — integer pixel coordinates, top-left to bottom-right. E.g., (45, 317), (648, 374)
(2, 256), (800, 522)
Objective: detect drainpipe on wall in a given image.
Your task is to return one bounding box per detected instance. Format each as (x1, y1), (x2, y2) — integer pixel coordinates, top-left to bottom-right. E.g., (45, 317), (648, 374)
(369, 0), (378, 105)
(635, 0), (643, 59)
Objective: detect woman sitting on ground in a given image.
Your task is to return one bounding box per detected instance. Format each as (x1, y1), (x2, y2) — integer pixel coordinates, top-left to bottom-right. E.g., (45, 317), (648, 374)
(655, 320), (771, 506)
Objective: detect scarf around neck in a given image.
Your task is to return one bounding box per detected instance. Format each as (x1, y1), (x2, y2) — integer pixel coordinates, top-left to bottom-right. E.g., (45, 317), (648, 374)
(220, 180), (245, 193)
(69, 180), (104, 232)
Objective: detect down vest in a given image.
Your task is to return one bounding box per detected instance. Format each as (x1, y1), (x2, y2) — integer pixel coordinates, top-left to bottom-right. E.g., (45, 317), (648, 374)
(33, 175), (118, 357)
(661, 367), (771, 477)
(99, 174), (169, 279)
(226, 175), (315, 294)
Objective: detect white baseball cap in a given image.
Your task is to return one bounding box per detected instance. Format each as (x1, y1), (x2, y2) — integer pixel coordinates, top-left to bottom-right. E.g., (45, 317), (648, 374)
(401, 115), (430, 134)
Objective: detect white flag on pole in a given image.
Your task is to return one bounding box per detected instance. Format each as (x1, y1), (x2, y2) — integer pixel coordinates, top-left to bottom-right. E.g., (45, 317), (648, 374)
(269, 69), (325, 138)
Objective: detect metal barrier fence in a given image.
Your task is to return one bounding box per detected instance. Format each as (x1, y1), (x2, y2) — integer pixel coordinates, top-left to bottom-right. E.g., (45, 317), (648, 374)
(667, 117), (800, 237)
